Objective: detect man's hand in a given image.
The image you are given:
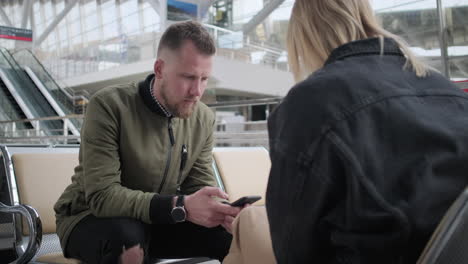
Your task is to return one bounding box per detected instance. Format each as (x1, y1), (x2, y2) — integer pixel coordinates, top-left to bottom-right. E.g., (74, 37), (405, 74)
(221, 216), (235, 233)
(184, 187), (241, 228)
(221, 204), (251, 233)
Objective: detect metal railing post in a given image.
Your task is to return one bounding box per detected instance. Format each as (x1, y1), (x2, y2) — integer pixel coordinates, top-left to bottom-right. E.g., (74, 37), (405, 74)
(35, 120), (40, 136)
(63, 119), (69, 137)
(437, 0), (450, 78)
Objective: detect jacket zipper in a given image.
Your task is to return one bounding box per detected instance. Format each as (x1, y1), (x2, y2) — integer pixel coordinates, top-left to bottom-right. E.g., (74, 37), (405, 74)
(158, 118), (175, 193)
(177, 144), (188, 193)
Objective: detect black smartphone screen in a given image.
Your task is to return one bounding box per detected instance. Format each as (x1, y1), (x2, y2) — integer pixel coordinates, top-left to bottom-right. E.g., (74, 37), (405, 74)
(228, 195), (262, 207)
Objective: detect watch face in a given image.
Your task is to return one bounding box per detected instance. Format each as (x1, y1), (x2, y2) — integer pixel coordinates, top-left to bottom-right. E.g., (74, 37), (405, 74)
(171, 207), (186, 223)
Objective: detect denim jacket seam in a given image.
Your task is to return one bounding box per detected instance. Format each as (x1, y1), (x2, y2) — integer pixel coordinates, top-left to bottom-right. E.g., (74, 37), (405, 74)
(329, 91), (468, 125)
(324, 130), (411, 234)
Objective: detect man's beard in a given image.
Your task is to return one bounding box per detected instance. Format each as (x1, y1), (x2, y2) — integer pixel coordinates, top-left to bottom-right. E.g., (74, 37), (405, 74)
(160, 81), (197, 119)
(171, 100), (197, 119)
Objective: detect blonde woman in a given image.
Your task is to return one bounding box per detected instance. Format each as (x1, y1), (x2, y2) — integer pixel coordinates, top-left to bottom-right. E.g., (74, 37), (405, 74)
(225, 0), (468, 263)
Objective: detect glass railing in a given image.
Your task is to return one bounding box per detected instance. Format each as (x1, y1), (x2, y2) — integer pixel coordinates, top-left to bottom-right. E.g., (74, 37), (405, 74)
(0, 48), (33, 132)
(38, 21), (288, 81)
(443, 1), (468, 79)
(0, 98), (283, 147)
(0, 50), (35, 133)
(373, 0), (468, 80)
(0, 115), (82, 145)
(12, 49), (84, 131)
(0, 48), (63, 135)
(204, 24), (287, 70)
(13, 50), (75, 112)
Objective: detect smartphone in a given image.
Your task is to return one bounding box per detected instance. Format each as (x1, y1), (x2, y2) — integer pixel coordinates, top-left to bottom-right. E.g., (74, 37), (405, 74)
(223, 195), (262, 207)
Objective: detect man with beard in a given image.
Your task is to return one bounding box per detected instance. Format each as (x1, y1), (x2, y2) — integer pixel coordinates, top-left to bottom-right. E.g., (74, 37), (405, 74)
(54, 21), (241, 264)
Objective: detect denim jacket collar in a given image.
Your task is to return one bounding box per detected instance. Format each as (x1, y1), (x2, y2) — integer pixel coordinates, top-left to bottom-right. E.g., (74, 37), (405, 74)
(325, 37), (404, 66)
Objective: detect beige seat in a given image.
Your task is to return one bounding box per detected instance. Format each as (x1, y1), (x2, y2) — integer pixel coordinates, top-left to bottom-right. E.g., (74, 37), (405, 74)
(1, 146), (271, 263)
(212, 147), (275, 264)
(0, 145), (81, 263)
(11, 151), (81, 264)
(212, 147), (271, 205)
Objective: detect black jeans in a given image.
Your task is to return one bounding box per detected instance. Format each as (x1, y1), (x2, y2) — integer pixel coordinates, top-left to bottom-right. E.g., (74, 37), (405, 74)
(65, 214), (232, 264)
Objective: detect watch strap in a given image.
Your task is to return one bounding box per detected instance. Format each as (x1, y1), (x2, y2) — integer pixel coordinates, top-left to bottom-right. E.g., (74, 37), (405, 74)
(176, 195), (185, 207)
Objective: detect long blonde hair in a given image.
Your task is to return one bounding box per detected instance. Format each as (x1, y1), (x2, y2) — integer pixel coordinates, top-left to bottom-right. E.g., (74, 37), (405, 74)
(287, 0), (428, 82)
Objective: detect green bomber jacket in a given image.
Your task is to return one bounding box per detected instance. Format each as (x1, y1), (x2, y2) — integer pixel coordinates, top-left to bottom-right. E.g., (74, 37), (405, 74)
(54, 74), (217, 252)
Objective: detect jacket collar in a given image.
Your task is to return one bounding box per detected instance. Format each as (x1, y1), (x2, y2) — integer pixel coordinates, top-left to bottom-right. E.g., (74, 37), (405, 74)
(138, 74), (172, 118)
(325, 37), (404, 65)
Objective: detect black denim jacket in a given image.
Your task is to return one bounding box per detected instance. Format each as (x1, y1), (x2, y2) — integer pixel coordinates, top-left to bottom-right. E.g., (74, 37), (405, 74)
(266, 38), (468, 264)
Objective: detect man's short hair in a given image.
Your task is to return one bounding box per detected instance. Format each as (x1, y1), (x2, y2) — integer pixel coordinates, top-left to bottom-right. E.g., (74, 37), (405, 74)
(157, 21), (216, 56)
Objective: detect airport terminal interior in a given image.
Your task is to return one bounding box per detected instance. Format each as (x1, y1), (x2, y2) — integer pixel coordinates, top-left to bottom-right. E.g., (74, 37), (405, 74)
(0, 0), (467, 263)
(0, 0), (466, 146)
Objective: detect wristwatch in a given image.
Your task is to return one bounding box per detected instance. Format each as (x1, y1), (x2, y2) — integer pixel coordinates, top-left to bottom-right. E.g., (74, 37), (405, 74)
(171, 195), (186, 223)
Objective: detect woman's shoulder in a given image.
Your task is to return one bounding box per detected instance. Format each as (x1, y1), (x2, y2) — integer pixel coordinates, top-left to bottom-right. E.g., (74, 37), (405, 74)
(282, 69), (357, 118)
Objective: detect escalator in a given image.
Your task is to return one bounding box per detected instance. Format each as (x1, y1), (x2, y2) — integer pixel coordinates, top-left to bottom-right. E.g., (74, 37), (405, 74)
(22, 67), (80, 135)
(0, 48), (64, 136)
(12, 49), (82, 135)
(0, 76), (32, 130)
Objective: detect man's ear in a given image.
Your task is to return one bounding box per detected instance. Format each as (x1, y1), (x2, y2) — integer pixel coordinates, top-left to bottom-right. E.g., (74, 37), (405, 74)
(154, 59), (164, 79)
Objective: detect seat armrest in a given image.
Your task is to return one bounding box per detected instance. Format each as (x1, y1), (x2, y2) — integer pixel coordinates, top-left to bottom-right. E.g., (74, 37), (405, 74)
(0, 202), (42, 264)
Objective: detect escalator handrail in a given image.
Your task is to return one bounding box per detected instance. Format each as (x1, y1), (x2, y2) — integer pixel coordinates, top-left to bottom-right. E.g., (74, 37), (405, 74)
(0, 48), (38, 86)
(0, 48), (37, 120)
(0, 49), (51, 113)
(0, 48), (33, 129)
(0, 48), (21, 73)
(0, 48), (64, 134)
(12, 49), (76, 102)
(13, 49), (83, 135)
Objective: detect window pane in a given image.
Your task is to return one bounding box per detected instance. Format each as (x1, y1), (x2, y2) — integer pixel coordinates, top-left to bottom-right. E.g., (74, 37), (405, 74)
(70, 20), (82, 45)
(444, 1), (468, 79)
(103, 21), (118, 39)
(101, 0), (118, 39)
(44, 1), (54, 24)
(56, 0), (64, 13)
(120, 0), (138, 18)
(69, 5), (80, 21)
(120, 1), (140, 34)
(372, 0), (442, 73)
(142, 2), (160, 32)
(233, 0), (263, 25)
(84, 1), (99, 43)
(102, 0), (116, 25)
(59, 25), (68, 47)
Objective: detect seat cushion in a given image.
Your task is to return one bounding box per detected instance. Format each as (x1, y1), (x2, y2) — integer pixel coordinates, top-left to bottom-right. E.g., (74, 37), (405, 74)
(212, 147), (271, 205)
(36, 252), (80, 264)
(223, 206), (275, 264)
(12, 153), (78, 234)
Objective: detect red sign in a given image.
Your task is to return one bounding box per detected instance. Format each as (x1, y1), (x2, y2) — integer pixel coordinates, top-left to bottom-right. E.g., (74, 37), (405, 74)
(0, 26), (32, 42)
